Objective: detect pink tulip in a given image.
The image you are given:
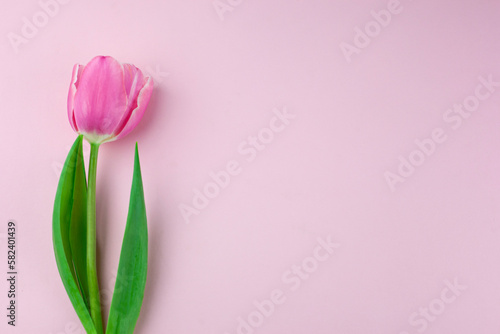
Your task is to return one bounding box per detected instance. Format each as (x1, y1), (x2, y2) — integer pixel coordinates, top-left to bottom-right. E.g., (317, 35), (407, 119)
(68, 56), (154, 144)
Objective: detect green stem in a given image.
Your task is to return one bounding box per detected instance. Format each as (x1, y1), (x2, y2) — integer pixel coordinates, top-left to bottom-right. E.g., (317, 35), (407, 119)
(87, 143), (104, 334)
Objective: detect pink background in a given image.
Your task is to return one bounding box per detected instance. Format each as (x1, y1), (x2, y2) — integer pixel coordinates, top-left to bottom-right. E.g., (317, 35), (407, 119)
(1, 0), (500, 333)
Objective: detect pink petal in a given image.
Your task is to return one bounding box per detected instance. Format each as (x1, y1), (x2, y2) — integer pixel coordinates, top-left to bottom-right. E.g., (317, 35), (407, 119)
(115, 76), (154, 141)
(67, 64), (84, 132)
(111, 64), (146, 136)
(122, 64), (143, 97)
(73, 56), (127, 136)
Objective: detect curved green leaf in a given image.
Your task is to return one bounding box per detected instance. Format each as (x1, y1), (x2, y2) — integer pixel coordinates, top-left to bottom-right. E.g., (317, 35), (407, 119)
(70, 144), (90, 310)
(53, 135), (96, 334)
(107, 143), (148, 334)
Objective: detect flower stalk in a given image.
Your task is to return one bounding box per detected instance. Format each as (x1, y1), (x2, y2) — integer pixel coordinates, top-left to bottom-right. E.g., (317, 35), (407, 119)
(53, 55), (153, 334)
(87, 143), (103, 334)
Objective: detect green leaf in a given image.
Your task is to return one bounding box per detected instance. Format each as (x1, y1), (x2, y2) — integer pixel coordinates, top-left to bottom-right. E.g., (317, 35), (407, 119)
(53, 135), (96, 334)
(107, 143), (148, 334)
(70, 147), (90, 311)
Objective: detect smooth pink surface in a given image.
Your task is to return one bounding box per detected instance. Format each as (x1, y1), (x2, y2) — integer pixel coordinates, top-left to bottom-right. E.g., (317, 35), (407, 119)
(1, 0), (500, 333)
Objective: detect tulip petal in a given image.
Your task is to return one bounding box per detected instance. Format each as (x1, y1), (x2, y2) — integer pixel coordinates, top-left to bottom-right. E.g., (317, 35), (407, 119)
(122, 64), (143, 98)
(111, 64), (146, 137)
(73, 56), (127, 136)
(68, 64), (84, 132)
(115, 76), (154, 141)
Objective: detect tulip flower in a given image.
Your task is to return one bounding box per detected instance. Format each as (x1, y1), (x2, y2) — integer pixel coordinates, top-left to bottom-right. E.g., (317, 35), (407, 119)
(53, 56), (152, 334)
(68, 55), (154, 144)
